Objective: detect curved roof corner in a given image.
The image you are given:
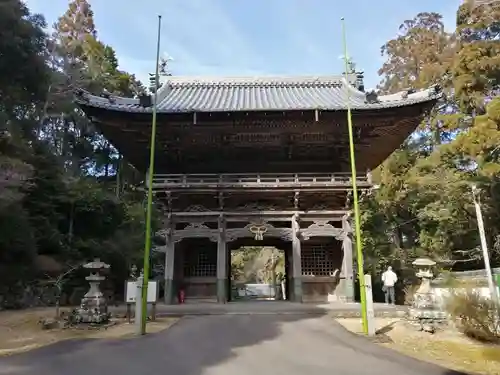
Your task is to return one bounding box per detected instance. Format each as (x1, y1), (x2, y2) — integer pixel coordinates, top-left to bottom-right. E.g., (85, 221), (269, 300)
(74, 76), (442, 114)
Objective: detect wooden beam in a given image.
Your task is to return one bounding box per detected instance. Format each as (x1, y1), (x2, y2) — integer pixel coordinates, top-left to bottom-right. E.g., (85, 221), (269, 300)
(170, 210), (346, 216)
(167, 210), (347, 223)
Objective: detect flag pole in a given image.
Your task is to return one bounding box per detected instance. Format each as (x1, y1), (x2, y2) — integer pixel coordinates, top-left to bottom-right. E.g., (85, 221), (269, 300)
(341, 17), (368, 335)
(141, 14), (162, 335)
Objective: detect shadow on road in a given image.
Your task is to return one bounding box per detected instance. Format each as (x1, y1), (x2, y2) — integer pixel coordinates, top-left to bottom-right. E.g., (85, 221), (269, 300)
(0, 313), (323, 375)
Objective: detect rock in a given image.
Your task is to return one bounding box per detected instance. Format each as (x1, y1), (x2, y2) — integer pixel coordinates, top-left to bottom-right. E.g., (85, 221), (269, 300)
(423, 324), (435, 333)
(39, 317), (60, 330)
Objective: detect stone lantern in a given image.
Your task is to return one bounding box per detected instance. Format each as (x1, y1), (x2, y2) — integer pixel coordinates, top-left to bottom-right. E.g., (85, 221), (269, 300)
(408, 257), (447, 332)
(129, 264), (138, 280)
(74, 258), (111, 324)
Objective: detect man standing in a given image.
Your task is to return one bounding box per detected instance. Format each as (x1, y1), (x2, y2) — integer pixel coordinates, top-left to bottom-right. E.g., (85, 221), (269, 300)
(381, 266), (398, 305)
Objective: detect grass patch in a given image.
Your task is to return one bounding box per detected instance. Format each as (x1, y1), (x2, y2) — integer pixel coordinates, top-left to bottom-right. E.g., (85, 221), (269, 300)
(383, 338), (500, 375)
(336, 317), (500, 375)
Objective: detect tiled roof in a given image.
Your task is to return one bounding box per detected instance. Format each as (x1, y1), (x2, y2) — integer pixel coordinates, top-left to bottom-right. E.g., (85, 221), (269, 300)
(75, 75), (442, 113)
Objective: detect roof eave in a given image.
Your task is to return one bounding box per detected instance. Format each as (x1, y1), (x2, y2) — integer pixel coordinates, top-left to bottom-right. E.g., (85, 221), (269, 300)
(74, 84), (443, 114)
(75, 98), (441, 115)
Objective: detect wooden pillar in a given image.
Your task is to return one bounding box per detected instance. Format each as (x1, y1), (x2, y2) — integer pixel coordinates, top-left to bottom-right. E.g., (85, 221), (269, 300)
(216, 215), (227, 303)
(341, 214), (354, 302)
(287, 250), (294, 301)
(164, 220), (175, 304)
(291, 214), (303, 302)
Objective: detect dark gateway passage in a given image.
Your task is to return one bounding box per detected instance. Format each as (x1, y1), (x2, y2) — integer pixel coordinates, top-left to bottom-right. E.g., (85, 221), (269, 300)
(75, 73), (441, 304)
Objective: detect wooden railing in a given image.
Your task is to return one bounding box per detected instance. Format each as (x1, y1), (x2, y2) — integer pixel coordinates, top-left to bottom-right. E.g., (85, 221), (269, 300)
(149, 172), (372, 190)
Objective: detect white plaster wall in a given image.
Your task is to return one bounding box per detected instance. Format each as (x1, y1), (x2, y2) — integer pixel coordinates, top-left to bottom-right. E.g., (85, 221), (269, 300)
(432, 286), (499, 307)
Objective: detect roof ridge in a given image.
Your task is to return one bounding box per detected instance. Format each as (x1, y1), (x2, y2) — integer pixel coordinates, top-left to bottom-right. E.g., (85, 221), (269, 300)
(164, 75), (358, 85)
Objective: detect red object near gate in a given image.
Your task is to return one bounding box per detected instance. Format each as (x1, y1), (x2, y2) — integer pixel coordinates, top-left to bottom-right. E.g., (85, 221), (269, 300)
(179, 289), (185, 304)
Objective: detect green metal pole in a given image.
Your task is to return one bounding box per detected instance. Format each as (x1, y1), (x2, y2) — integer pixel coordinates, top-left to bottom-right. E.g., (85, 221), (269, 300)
(341, 17), (368, 335)
(141, 14), (162, 335)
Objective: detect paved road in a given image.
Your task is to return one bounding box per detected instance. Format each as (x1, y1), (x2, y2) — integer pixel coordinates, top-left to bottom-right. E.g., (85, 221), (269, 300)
(0, 314), (468, 375)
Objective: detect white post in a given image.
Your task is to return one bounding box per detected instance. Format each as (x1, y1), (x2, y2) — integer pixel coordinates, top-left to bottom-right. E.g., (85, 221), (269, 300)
(271, 251), (277, 299)
(472, 185), (500, 304)
(364, 274), (376, 336)
(135, 276), (143, 334)
(145, 170), (150, 188)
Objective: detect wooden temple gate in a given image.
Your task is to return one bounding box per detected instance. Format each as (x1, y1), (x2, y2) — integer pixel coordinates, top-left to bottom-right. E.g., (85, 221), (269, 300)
(75, 74), (441, 304)
(152, 173), (369, 303)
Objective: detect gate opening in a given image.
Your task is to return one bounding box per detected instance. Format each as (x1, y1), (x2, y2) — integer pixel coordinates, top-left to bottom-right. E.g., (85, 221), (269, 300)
(229, 246), (288, 302)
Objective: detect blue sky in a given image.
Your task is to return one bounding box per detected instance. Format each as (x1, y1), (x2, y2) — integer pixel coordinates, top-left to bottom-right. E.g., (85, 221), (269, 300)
(26, 0), (461, 89)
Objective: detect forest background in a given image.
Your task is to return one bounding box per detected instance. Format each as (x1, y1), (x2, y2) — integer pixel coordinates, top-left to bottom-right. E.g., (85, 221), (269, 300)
(0, 0), (498, 306)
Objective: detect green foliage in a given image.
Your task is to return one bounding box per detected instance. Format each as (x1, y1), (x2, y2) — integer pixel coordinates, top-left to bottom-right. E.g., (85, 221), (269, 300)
(453, 1), (500, 114)
(377, 12), (454, 94)
(0, 0), (49, 116)
(0, 0), (151, 305)
(2, 0), (500, 306)
(231, 247), (284, 284)
(363, 2), (500, 277)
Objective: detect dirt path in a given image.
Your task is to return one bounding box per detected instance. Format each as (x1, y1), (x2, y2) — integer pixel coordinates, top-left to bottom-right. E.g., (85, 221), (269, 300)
(0, 307), (177, 356)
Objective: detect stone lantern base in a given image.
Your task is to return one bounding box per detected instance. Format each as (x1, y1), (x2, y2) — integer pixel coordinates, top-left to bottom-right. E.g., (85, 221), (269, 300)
(407, 258), (448, 333)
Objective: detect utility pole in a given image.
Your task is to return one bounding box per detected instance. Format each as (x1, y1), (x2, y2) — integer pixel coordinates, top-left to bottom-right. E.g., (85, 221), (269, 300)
(341, 17), (369, 334)
(271, 250), (277, 299)
(140, 15), (162, 335)
(472, 184), (500, 305)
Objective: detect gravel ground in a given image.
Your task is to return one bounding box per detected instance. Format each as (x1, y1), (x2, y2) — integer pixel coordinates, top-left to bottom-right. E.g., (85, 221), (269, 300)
(337, 317), (500, 375)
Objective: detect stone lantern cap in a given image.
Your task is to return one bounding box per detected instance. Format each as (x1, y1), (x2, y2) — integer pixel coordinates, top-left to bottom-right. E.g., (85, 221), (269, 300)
(412, 258), (436, 267)
(83, 258), (110, 270)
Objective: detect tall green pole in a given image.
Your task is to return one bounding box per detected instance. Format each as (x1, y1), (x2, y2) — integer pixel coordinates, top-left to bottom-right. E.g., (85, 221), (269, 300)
(341, 17), (368, 335)
(141, 14), (162, 335)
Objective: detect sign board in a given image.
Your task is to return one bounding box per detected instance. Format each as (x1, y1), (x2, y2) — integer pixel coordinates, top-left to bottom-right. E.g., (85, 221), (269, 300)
(125, 280), (158, 304)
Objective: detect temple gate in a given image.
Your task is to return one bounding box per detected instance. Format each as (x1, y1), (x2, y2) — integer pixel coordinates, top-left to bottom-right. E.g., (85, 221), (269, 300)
(75, 73), (441, 303)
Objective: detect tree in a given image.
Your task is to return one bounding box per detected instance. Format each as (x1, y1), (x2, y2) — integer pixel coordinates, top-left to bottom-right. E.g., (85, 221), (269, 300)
(453, 1), (500, 114)
(362, 3), (500, 280)
(0, 1), (50, 301)
(0, 0), (49, 120)
(0, 0), (153, 308)
(378, 12), (454, 94)
(53, 0), (96, 61)
(378, 12), (458, 146)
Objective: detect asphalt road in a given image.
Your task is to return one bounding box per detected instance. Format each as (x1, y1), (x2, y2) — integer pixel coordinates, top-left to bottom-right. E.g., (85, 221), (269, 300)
(0, 314), (469, 375)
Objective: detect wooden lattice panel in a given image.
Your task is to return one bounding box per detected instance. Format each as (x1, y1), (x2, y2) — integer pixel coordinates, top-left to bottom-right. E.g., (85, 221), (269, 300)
(183, 247), (217, 277)
(301, 244), (337, 277)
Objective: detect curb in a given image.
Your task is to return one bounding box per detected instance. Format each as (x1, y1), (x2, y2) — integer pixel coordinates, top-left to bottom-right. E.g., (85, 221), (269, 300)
(154, 310), (328, 317)
(330, 310), (407, 319)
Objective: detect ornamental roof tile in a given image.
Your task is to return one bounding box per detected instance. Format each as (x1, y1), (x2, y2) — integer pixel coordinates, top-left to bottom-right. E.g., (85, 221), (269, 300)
(75, 75), (441, 113)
